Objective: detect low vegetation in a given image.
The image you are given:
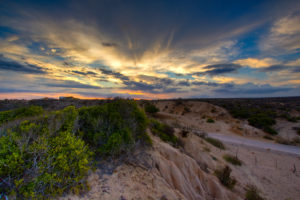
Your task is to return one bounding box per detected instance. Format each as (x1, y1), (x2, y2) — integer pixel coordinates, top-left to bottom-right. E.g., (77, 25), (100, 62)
(0, 105), (43, 125)
(197, 98), (284, 135)
(245, 184), (265, 200)
(149, 119), (178, 146)
(214, 166), (236, 189)
(78, 100), (152, 156)
(206, 118), (215, 123)
(223, 154), (242, 166)
(0, 106), (92, 199)
(204, 137), (225, 150)
(144, 102), (159, 114)
(0, 99), (152, 199)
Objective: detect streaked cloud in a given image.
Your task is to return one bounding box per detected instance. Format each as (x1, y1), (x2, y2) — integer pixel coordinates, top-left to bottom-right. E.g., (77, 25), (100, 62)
(0, 0), (299, 99)
(0, 56), (46, 74)
(261, 12), (300, 52)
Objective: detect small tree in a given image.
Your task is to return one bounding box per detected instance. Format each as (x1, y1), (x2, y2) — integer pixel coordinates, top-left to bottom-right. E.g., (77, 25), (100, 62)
(145, 103), (159, 114)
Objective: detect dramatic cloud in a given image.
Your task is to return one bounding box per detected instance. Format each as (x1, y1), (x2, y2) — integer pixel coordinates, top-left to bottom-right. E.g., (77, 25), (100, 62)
(192, 63), (242, 76)
(261, 12), (300, 52)
(0, 0), (299, 99)
(0, 56), (46, 74)
(212, 83), (296, 97)
(44, 80), (101, 89)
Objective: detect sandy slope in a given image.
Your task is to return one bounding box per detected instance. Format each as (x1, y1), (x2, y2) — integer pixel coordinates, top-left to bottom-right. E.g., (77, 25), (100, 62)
(61, 100), (300, 200)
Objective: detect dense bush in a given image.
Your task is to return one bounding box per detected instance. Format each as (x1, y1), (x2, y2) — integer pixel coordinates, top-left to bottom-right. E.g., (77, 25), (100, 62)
(263, 126), (278, 135)
(205, 137), (225, 150)
(206, 118), (215, 123)
(78, 99), (151, 156)
(0, 105), (43, 125)
(248, 113), (275, 129)
(223, 154), (242, 166)
(0, 107), (92, 199)
(0, 100), (153, 198)
(144, 103), (159, 114)
(214, 166), (236, 189)
(149, 119), (178, 146)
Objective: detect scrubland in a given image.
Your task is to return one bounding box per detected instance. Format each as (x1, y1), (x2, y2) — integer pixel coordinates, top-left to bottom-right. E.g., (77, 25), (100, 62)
(0, 97), (300, 200)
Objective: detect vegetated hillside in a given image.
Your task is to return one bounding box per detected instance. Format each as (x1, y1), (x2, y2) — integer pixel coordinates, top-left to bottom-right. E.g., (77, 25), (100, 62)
(155, 97), (300, 145)
(195, 97), (300, 145)
(0, 99), (151, 199)
(1, 98), (300, 200)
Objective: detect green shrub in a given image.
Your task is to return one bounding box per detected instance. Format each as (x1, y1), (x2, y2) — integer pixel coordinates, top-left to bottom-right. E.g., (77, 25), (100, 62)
(0, 117), (92, 199)
(205, 137), (225, 150)
(223, 154), (242, 166)
(78, 99), (151, 156)
(263, 126), (278, 135)
(150, 119), (178, 146)
(144, 103), (159, 114)
(0, 105), (44, 125)
(214, 166), (236, 189)
(184, 107), (191, 113)
(206, 118), (215, 123)
(245, 185), (265, 200)
(248, 113), (275, 129)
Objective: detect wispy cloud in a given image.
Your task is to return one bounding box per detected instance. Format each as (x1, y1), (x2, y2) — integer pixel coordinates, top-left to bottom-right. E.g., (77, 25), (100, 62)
(261, 12), (300, 53)
(0, 0), (299, 99)
(0, 56), (46, 74)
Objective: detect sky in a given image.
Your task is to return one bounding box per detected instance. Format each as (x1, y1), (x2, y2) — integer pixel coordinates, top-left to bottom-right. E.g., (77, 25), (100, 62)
(0, 0), (300, 99)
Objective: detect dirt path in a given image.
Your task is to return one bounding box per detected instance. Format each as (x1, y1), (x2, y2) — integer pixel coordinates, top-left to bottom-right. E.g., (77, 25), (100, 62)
(207, 132), (300, 156)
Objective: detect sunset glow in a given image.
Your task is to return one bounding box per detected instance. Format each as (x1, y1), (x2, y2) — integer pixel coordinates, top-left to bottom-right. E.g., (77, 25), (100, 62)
(0, 0), (300, 99)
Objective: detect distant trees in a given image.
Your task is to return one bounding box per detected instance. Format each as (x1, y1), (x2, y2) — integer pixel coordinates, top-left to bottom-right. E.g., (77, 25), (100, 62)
(0, 105), (43, 125)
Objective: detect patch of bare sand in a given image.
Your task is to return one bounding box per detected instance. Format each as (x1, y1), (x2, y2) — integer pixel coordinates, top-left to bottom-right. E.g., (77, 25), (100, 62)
(275, 119), (300, 140)
(180, 131), (300, 200)
(60, 162), (186, 200)
(61, 134), (240, 200)
(154, 100), (265, 137)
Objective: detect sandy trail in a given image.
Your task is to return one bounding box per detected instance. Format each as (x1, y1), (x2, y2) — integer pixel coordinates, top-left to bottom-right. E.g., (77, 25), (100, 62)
(206, 132), (300, 156)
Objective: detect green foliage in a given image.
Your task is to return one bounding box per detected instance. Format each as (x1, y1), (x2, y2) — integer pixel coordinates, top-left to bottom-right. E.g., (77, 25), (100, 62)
(215, 166), (236, 189)
(54, 106), (78, 132)
(212, 101), (279, 135)
(149, 119), (178, 146)
(223, 154), (242, 166)
(0, 100), (153, 199)
(184, 106), (191, 113)
(0, 105), (44, 125)
(144, 103), (159, 114)
(78, 99), (151, 156)
(0, 106), (92, 199)
(280, 113), (298, 122)
(206, 118), (215, 123)
(245, 185), (265, 200)
(248, 113), (276, 129)
(263, 126), (278, 135)
(205, 137), (225, 150)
